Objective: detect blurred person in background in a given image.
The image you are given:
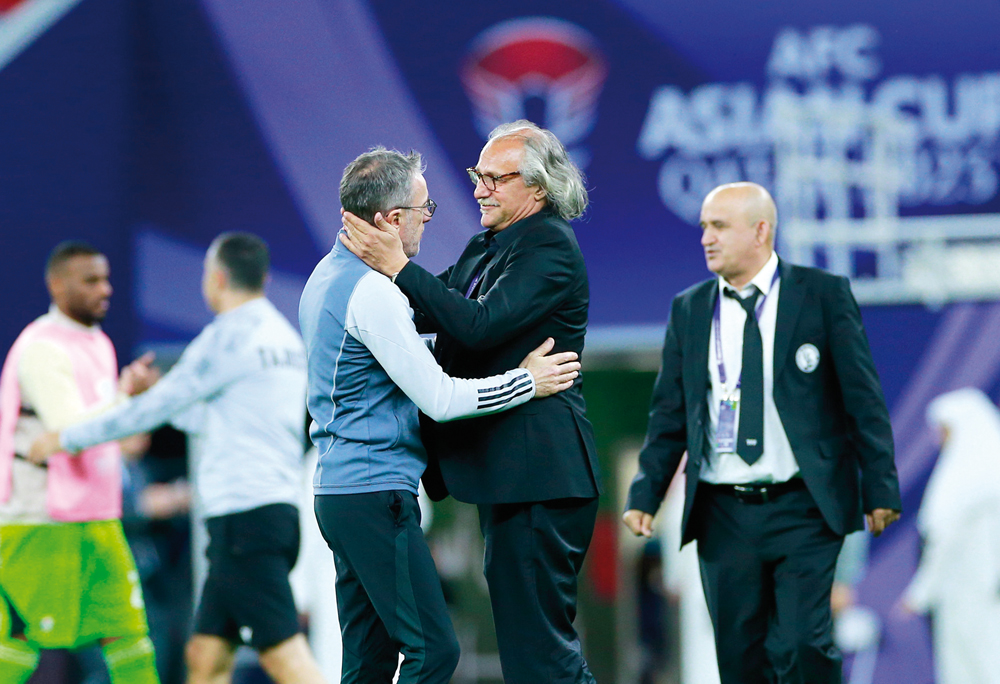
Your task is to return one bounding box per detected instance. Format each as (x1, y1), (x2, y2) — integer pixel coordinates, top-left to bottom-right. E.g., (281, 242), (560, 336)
(301, 146), (580, 684)
(122, 428), (192, 684)
(73, 430), (192, 684)
(289, 446), (341, 684)
(31, 233), (326, 684)
(0, 241), (161, 684)
(830, 532), (880, 684)
(340, 121), (600, 684)
(901, 387), (1000, 684)
(623, 182), (901, 684)
(660, 466), (720, 684)
(635, 538), (666, 684)
(831, 532), (868, 619)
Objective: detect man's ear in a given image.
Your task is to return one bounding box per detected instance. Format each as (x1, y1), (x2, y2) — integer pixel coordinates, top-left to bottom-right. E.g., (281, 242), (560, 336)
(46, 275), (63, 302)
(756, 220), (771, 245)
(532, 185), (547, 202)
(385, 209), (403, 226)
(214, 266), (230, 291)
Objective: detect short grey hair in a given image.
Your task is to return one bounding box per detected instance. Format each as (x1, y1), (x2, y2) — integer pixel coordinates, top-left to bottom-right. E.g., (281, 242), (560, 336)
(488, 120), (588, 220)
(340, 147), (424, 224)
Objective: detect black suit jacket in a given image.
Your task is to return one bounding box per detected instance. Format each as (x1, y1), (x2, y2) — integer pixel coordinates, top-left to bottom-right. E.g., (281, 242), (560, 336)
(626, 259), (901, 544)
(393, 208), (601, 504)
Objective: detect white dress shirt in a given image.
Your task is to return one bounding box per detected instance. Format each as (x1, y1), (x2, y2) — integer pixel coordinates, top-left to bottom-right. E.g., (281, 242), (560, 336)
(700, 251), (800, 485)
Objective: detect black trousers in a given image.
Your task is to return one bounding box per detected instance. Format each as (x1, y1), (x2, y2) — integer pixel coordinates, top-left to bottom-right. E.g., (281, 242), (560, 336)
(694, 483), (845, 684)
(314, 491), (459, 684)
(478, 497), (599, 684)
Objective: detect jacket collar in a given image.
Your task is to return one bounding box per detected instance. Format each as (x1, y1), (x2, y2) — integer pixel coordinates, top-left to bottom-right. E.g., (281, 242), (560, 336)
(717, 251), (780, 299)
(693, 257), (806, 384)
(689, 279), (717, 393)
(477, 206), (558, 252)
(772, 258), (806, 381)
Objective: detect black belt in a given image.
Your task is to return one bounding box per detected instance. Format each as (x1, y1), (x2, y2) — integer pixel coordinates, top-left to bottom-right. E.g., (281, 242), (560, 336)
(706, 477), (806, 504)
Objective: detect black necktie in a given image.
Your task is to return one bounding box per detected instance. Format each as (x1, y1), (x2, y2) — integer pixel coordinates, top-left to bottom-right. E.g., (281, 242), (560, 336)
(726, 287), (764, 465)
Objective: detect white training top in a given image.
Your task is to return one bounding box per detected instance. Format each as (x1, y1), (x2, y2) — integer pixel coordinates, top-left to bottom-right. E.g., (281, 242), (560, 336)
(62, 298), (308, 518)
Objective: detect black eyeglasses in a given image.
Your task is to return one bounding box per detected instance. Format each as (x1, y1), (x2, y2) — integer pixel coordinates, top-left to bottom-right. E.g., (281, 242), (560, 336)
(467, 168), (521, 191)
(396, 198), (437, 218)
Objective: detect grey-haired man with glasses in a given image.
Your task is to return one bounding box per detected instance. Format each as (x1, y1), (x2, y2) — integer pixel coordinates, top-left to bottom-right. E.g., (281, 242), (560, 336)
(341, 122), (601, 684)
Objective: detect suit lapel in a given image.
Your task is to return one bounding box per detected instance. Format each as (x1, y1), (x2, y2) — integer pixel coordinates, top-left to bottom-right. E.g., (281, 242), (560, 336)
(773, 259), (805, 381)
(479, 252), (503, 294)
(684, 280), (715, 464)
(688, 280), (715, 394)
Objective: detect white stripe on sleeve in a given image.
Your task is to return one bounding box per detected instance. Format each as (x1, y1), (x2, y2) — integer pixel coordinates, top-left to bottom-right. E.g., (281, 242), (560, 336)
(345, 272), (534, 422)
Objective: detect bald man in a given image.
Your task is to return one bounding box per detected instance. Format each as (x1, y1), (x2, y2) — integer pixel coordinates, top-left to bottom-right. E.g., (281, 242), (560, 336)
(623, 183), (901, 684)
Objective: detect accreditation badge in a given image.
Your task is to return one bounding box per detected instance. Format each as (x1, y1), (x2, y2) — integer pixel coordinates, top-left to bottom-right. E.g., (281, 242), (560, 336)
(716, 391), (740, 453)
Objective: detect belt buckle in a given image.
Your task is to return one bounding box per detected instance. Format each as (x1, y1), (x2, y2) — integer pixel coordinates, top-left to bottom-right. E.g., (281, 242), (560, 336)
(733, 484), (768, 504)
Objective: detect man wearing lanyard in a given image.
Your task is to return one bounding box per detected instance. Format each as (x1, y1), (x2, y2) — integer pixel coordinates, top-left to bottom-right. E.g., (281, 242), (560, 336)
(622, 182), (901, 684)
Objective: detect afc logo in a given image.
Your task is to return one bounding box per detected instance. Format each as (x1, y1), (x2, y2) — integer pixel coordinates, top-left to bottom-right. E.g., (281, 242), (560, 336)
(462, 17), (607, 168)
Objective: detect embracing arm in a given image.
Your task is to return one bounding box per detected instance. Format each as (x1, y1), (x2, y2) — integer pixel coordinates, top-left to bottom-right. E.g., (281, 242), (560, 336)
(412, 265), (453, 335)
(394, 230), (578, 350)
(340, 209), (579, 350)
(347, 274), (578, 422)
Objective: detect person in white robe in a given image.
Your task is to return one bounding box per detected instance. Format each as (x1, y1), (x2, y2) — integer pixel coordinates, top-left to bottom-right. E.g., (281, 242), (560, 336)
(661, 463), (721, 684)
(902, 387), (1000, 684)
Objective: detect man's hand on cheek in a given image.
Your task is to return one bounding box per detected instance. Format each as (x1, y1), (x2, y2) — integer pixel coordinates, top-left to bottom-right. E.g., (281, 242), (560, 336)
(340, 210), (409, 276)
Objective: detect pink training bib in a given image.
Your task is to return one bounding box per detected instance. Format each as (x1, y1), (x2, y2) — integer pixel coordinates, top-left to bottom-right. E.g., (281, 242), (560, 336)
(0, 316), (122, 521)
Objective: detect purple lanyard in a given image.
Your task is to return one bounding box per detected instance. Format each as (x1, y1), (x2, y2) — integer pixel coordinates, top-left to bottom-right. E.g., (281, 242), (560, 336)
(464, 240), (497, 298)
(713, 269), (780, 387)
(464, 269), (486, 298)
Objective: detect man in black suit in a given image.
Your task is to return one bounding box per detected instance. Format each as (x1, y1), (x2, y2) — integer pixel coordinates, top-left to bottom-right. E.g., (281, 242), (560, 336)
(623, 182), (901, 684)
(341, 121), (600, 684)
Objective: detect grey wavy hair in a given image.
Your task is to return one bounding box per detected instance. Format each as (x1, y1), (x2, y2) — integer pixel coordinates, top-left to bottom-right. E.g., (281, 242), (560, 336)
(340, 146), (424, 224)
(488, 120), (589, 220)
